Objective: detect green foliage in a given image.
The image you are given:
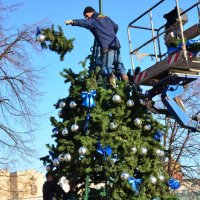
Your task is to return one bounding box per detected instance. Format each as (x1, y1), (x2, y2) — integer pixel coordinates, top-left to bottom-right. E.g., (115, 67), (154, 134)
(167, 37), (200, 52)
(167, 37), (184, 48)
(41, 66), (179, 199)
(40, 24), (74, 61)
(187, 42), (200, 52)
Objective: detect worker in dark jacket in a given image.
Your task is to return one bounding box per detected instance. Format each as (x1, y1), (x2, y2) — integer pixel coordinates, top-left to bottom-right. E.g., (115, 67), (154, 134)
(43, 171), (69, 200)
(65, 6), (128, 88)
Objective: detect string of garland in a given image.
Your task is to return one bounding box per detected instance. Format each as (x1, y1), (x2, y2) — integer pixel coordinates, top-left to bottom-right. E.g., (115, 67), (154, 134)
(167, 37), (200, 55)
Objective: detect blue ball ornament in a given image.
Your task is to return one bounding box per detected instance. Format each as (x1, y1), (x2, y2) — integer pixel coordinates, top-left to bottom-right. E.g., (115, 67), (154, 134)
(153, 130), (163, 142)
(168, 178), (180, 190)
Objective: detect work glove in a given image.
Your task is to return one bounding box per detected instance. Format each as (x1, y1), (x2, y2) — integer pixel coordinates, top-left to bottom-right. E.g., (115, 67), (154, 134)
(65, 20), (73, 25)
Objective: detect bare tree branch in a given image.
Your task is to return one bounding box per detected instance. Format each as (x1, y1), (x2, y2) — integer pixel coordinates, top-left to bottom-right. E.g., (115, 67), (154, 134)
(0, 1), (43, 170)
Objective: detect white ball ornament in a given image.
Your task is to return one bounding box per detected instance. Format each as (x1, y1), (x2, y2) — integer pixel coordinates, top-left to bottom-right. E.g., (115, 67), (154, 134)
(62, 128), (68, 136)
(126, 99), (134, 108)
(112, 94), (121, 103)
(53, 158), (60, 166)
(59, 101), (66, 109)
(109, 122), (118, 130)
(64, 153), (71, 162)
(141, 147), (148, 155)
(121, 172), (129, 180)
(131, 147), (137, 154)
(69, 101), (77, 109)
(58, 154), (65, 162)
(37, 34), (46, 43)
(144, 124), (151, 131)
(150, 175), (157, 184)
(71, 124), (79, 132)
(78, 146), (87, 156)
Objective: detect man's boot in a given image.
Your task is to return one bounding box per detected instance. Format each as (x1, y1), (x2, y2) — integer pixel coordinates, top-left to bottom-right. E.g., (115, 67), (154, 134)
(108, 74), (116, 88)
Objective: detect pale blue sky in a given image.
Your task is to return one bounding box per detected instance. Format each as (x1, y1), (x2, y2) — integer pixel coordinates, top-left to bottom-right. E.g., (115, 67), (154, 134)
(4, 0), (199, 173)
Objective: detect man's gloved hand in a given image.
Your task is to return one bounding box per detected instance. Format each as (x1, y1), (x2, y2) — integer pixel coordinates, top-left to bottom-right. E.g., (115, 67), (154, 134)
(65, 20), (73, 25)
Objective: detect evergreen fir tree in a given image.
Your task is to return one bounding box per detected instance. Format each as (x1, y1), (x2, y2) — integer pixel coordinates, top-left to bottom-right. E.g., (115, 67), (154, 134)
(40, 61), (180, 199)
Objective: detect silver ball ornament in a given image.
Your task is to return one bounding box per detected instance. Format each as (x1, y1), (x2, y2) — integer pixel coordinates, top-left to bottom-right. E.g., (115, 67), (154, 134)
(155, 149), (161, 156)
(150, 175), (157, 184)
(78, 146), (87, 156)
(152, 198), (161, 200)
(59, 101), (66, 109)
(159, 150), (165, 157)
(134, 118), (142, 127)
(143, 124), (151, 131)
(139, 99), (145, 106)
(69, 101), (77, 109)
(58, 154), (65, 162)
(141, 147), (148, 155)
(131, 147), (137, 154)
(121, 172), (129, 180)
(46, 165), (51, 171)
(196, 51), (200, 61)
(62, 128), (68, 136)
(109, 122), (118, 130)
(112, 94), (121, 103)
(53, 158), (60, 166)
(126, 99), (134, 108)
(64, 153), (71, 162)
(71, 124), (79, 132)
(158, 174), (165, 182)
(155, 149), (165, 157)
(37, 34), (46, 43)
(58, 110), (62, 117)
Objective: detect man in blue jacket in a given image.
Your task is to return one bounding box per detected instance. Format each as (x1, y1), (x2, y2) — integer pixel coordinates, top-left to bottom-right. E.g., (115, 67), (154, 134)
(65, 6), (128, 88)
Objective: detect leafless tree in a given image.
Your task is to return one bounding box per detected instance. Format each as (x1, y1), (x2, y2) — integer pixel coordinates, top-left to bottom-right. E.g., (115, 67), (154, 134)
(155, 80), (200, 197)
(0, 1), (42, 169)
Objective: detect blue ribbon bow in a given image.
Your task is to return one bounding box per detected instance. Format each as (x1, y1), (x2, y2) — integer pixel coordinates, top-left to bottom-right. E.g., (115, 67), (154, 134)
(186, 39), (200, 46)
(49, 151), (56, 159)
(97, 142), (112, 159)
(84, 112), (90, 132)
(52, 127), (59, 134)
(82, 90), (96, 108)
(168, 39), (200, 55)
(153, 130), (163, 142)
(168, 178), (180, 190)
(128, 176), (142, 195)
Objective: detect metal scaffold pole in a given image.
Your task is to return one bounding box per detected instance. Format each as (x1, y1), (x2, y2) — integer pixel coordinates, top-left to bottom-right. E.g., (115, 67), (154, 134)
(99, 0), (103, 15)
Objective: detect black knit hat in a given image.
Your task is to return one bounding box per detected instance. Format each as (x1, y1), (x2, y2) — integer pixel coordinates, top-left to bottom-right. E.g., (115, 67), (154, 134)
(83, 6), (95, 16)
(46, 171), (54, 178)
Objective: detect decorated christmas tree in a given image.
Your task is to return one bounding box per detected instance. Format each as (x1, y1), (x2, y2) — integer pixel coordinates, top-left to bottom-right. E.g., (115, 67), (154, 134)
(40, 60), (180, 199)
(37, 4), (180, 195)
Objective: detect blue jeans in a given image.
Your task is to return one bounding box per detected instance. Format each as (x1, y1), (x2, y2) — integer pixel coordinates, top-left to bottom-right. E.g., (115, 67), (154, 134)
(101, 49), (126, 77)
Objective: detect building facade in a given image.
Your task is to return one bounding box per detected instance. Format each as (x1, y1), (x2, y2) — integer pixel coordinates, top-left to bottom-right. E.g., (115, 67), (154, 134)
(0, 169), (44, 200)
(0, 169), (199, 200)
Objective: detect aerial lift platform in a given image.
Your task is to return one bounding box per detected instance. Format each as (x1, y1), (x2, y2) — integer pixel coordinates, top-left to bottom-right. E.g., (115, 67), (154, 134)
(128, 0), (200, 132)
